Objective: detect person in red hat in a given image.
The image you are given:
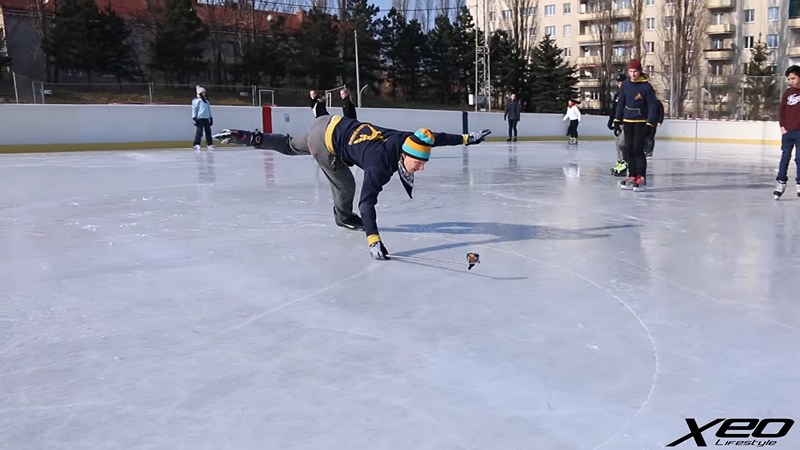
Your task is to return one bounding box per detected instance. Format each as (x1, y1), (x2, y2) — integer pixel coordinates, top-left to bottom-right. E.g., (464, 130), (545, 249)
(612, 59), (659, 191)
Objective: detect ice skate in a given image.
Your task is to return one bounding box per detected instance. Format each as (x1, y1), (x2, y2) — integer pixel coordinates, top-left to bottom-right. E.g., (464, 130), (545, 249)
(620, 176), (636, 190)
(206, 144), (215, 151)
(193, 144), (201, 153)
(611, 160), (627, 177)
(633, 176), (646, 192)
(334, 208), (364, 231)
(774, 181), (786, 200)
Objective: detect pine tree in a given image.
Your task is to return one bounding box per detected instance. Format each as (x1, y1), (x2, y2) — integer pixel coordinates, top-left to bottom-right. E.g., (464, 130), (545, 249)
(289, 7), (340, 88)
(149, 0), (209, 84)
(743, 35), (779, 121)
(394, 18), (428, 101)
(452, 7), (479, 105)
(42, 0), (101, 81)
(377, 8), (404, 99)
(338, 0), (382, 94)
(230, 16), (289, 86)
(94, 5), (136, 81)
(528, 35), (579, 113)
(427, 14), (459, 104)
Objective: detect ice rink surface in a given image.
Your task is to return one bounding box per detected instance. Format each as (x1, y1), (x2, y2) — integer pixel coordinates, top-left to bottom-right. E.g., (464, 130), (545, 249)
(1, 140), (800, 450)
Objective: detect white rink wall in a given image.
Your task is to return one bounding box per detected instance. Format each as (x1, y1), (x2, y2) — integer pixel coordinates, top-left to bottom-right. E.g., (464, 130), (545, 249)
(0, 104), (782, 147)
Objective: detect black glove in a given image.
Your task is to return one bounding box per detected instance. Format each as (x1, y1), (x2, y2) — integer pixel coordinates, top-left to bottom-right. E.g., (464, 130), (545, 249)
(369, 240), (390, 260)
(193, 118), (198, 126)
(613, 122), (622, 137)
(213, 129), (263, 146)
(209, 117), (213, 127)
(465, 129), (492, 145)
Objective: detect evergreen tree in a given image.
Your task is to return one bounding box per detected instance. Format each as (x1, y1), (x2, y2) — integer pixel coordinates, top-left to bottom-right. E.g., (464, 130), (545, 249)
(489, 30), (523, 104)
(289, 7), (340, 88)
(427, 14), (460, 104)
(744, 36), (779, 121)
(528, 35), (579, 113)
(394, 18), (428, 101)
(230, 16), (289, 86)
(94, 5), (136, 81)
(42, 0), (101, 81)
(377, 8), (404, 99)
(452, 7), (479, 105)
(148, 0), (208, 84)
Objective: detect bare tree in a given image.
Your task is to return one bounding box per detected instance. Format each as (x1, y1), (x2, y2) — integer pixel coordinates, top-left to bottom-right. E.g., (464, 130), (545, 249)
(588, 0), (620, 113)
(657, 0), (708, 117)
(507, 0), (539, 56)
(630, 0), (644, 62)
(415, 0), (435, 31)
(392, 0), (411, 18)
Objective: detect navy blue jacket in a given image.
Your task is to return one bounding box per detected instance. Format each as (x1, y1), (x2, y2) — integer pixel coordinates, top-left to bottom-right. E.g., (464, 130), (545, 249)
(326, 116), (467, 239)
(615, 74), (659, 124)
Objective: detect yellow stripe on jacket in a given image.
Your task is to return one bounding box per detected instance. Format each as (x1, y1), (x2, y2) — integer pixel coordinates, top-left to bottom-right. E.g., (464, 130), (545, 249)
(324, 115), (343, 154)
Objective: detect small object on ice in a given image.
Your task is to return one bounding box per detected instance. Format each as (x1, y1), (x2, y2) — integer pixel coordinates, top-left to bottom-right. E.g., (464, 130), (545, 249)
(466, 252), (480, 270)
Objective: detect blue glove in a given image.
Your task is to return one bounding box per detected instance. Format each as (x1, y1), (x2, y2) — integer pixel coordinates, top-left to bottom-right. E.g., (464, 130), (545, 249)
(369, 240), (390, 260)
(466, 129), (492, 145)
(209, 117), (213, 127)
(193, 118), (197, 126)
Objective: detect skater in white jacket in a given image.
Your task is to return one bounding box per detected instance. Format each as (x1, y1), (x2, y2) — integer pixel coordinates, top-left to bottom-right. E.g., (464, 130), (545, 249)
(563, 100), (581, 144)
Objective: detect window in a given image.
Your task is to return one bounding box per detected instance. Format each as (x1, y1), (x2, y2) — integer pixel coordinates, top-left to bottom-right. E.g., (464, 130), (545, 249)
(711, 38), (723, 50)
(502, 9), (512, 20)
(646, 65), (655, 74)
(563, 2), (571, 14)
(545, 4), (556, 15)
(743, 9), (755, 22)
(613, 45), (629, 57)
(767, 34), (779, 48)
(646, 0), (655, 5)
(768, 7), (779, 22)
(614, 0), (632, 9)
(545, 25), (556, 36)
(710, 63), (725, 76)
(645, 41), (655, 53)
(563, 24), (572, 36)
(524, 6), (536, 15)
(617, 21), (633, 33)
(743, 35), (754, 49)
(646, 17), (655, 30)
(712, 12), (724, 25)
(665, 16), (674, 28)
(564, 47), (572, 57)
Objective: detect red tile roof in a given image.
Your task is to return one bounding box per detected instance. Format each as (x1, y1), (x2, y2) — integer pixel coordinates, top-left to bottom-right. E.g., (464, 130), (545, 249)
(0, 0), (305, 32)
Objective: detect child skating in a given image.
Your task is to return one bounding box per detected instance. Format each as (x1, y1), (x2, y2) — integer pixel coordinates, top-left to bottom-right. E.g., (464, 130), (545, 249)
(774, 65), (800, 200)
(563, 100), (581, 144)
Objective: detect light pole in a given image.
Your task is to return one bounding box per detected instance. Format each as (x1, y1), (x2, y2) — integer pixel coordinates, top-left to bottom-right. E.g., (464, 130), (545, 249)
(354, 29), (362, 108)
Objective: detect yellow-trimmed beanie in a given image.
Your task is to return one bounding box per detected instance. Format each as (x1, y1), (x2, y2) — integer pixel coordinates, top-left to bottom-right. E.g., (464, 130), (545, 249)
(402, 128), (436, 161)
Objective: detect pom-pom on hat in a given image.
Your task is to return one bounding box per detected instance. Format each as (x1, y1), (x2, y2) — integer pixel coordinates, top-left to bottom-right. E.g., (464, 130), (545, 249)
(402, 128), (436, 161)
(627, 59), (642, 71)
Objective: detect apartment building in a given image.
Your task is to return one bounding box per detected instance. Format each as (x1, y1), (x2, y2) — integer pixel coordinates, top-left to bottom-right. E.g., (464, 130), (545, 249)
(469, 0), (792, 115)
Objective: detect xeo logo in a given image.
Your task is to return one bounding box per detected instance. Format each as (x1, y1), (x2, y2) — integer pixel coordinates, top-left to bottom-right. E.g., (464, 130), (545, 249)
(666, 418), (794, 447)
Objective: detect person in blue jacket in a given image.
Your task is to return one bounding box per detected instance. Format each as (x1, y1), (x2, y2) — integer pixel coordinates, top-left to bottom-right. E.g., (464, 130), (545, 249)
(613, 59), (659, 191)
(213, 116), (490, 260)
(192, 85), (214, 152)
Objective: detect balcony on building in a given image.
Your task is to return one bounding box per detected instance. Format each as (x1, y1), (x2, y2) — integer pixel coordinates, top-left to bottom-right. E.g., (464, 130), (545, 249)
(789, 17), (800, 29)
(579, 77), (602, 88)
(704, 48), (735, 60)
(706, 24), (735, 35)
(577, 55), (602, 66)
(707, 0), (735, 10)
(788, 45), (800, 58)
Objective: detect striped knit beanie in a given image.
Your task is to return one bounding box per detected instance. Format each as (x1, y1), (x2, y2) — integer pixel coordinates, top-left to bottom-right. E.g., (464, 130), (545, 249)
(402, 128), (436, 161)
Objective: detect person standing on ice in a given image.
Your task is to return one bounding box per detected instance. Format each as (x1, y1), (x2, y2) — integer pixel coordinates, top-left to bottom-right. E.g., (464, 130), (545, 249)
(563, 99), (581, 144)
(213, 115), (490, 260)
(774, 65), (800, 200)
(608, 73), (628, 176)
(192, 86), (214, 152)
(613, 59), (658, 192)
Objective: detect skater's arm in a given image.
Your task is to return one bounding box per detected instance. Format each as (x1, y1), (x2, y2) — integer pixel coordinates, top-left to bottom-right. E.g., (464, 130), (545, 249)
(615, 88), (626, 122)
(779, 91), (788, 131)
(645, 85), (659, 126)
(191, 99), (198, 120)
(575, 107), (581, 122)
(358, 169), (392, 241)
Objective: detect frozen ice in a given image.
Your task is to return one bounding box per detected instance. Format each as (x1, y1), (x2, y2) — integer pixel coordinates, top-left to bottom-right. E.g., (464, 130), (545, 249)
(1, 140), (799, 450)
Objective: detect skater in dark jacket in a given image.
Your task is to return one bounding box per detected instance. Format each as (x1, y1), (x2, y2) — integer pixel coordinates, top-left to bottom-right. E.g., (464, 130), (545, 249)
(613, 59), (658, 191)
(504, 94), (521, 142)
(340, 88), (357, 120)
(309, 90), (329, 118)
(774, 65), (800, 200)
(609, 74), (628, 176)
(644, 95), (665, 157)
(213, 115), (490, 260)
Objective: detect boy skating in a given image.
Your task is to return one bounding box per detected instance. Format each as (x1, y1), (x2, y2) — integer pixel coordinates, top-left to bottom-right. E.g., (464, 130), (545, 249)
(774, 65), (800, 200)
(213, 115), (490, 259)
(613, 60), (658, 192)
(608, 74), (627, 176)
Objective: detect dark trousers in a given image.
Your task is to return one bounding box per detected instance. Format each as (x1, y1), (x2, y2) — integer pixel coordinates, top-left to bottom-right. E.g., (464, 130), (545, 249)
(777, 131), (800, 183)
(507, 120), (518, 139)
(622, 122), (648, 178)
(567, 120), (579, 138)
(257, 116), (358, 221)
(193, 119), (212, 146)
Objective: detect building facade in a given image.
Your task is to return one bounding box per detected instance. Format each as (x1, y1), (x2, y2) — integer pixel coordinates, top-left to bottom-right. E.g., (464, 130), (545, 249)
(469, 0), (792, 118)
